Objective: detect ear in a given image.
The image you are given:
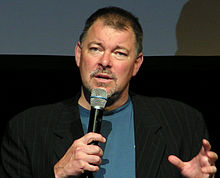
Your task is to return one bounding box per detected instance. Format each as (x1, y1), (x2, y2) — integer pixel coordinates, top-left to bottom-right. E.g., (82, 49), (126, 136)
(75, 41), (82, 67)
(132, 53), (144, 76)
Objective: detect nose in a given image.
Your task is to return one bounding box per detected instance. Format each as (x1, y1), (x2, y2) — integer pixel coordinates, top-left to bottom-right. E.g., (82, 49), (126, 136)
(99, 51), (112, 68)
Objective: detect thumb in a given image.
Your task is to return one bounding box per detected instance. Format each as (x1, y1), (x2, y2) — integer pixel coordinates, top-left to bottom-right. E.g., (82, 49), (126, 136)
(168, 155), (185, 171)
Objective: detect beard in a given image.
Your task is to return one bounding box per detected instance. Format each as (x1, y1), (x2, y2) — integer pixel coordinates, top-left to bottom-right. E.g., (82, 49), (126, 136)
(89, 68), (118, 97)
(82, 68), (124, 108)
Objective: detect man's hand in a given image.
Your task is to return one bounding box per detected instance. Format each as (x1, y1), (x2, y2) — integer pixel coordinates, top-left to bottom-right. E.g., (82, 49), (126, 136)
(54, 132), (106, 178)
(168, 139), (218, 178)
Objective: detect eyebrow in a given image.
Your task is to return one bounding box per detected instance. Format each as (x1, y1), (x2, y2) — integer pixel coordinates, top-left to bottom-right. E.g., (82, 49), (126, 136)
(87, 41), (103, 47)
(114, 45), (129, 51)
(87, 41), (129, 53)
(113, 45), (130, 56)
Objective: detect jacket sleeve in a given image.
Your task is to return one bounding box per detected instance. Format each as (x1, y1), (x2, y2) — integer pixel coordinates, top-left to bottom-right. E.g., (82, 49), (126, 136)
(0, 112), (32, 178)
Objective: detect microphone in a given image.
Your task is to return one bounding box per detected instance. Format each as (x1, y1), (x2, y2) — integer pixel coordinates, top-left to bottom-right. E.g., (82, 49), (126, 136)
(87, 88), (107, 139)
(85, 88), (107, 178)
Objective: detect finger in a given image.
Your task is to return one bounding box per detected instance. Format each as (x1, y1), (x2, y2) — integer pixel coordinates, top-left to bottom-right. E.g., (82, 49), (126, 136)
(83, 133), (106, 145)
(83, 154), (102, 165)
(199, 139), (211, 157)
(89, 155), (102, 165)
(207, 151), (218, 165)
(168, 155), (185, 170)
(86, 163), (100, 172)
(82, 144), (104, 157)
(74, 143), (104, 158)
(78, 160), (100, 173)
(88, 145), (104, 156)
(75, 149), (102, 165)
(203, 139), (211, 152)
(201, 166), (217, 174)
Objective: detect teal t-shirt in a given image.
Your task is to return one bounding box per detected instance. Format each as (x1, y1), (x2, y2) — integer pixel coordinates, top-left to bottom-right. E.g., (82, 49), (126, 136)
(79, 98), (136, 178)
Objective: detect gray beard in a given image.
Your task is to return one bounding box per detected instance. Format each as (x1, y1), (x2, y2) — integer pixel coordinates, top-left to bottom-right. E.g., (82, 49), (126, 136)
(82, 83), (121, 108)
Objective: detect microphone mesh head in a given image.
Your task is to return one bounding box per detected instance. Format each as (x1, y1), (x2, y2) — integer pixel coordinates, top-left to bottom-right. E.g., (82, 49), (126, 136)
(90, 88), (107, 109)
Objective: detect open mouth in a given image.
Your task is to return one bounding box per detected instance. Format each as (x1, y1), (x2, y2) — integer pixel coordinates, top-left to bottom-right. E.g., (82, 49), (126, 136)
(95, 74), (113, 80)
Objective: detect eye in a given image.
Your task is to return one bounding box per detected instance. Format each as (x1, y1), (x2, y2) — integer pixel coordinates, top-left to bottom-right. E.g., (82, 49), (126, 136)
(88, 46), (103, 56)
(114, 51), (128, 59)
(89, 47), (99, 52)
(116, 51), (127, 56)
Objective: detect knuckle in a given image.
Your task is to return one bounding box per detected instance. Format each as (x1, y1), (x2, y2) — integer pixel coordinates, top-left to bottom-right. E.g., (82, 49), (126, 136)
(201, 156), (209, 163)
(72, 139), (82, 148)
(99, 148), (104, 156)
(78, 160), (86, 169)
(97, 147), (104, 157)
(87, 132), (97, 139)
(97, 157), (102, 164)
(89, 145), (103, 156)
(74, 151), (83, 160)
(90, 165), (99, 172)
(75, 145), (83, 152)
(93, 146), (100, 153)
(87, 132), (94, 137)
(214, 152), (218, 160)
(94, 156), (101, 163)
(73, 147), (84, 160)
(212, 166), (217, 173)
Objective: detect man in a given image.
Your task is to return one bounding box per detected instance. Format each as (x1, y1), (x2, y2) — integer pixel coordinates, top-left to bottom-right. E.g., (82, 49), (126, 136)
(0, 6), (218, 178)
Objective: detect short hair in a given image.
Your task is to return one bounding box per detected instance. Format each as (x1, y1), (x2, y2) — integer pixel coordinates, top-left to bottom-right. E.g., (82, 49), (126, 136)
(79, 6), (143, 55)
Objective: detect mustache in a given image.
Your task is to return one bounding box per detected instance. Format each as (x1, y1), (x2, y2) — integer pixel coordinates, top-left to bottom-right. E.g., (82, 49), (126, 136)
(90, 69), (117, 80)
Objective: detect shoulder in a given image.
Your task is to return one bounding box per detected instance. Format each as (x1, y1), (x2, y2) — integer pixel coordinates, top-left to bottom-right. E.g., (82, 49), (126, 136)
(131, 93), (204, 126)
(7, 98), (76, 132)
(132, 93), (199, 111)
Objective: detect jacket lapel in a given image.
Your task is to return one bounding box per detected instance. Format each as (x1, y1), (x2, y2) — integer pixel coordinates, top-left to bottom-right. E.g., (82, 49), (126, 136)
(52, 97), (84, 162)
(132, 95), (166, 178)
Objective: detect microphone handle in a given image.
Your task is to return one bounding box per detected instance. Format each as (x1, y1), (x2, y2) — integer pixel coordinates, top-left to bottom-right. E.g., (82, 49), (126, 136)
(85, 107), (104, 178)
(87, 107), (103, 145)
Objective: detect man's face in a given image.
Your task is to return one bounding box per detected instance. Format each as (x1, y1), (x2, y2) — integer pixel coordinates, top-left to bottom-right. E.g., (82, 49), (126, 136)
(75, 19), (143, 103)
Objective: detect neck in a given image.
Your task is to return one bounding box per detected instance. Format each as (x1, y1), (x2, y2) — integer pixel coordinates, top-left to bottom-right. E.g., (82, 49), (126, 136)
(78, 87), (91, 110)
(105, 91), (129, 111)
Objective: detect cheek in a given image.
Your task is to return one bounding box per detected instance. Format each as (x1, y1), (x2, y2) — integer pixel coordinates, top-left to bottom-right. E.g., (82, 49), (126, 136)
(79, 62), (91, 87)
(114, 63), (134, 82)
(80, 56), (96, 77)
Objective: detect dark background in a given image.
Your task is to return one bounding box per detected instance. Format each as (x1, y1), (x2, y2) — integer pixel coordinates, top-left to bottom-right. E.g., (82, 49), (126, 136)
(0, 55), (219, 174)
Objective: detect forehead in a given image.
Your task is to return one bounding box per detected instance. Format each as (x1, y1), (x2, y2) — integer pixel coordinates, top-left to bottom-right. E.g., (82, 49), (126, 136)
(85, 19), (136, 46)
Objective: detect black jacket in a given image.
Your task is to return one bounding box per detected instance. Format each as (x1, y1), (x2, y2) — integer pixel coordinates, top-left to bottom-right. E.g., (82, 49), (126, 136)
(0, 94), (208, 177)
